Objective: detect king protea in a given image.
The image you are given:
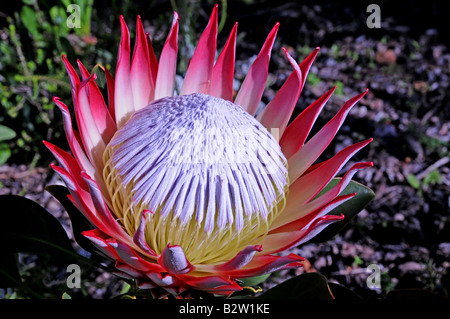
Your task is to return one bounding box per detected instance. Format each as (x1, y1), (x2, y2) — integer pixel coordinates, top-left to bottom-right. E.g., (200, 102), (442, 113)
(45, 5), (373, 297)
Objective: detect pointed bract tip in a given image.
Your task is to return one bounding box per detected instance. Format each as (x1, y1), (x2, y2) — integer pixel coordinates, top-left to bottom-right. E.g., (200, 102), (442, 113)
(137, 15), (144, 29)
(271, 22), (280, 33)
(320, 213), (346, 222)
(143, 209), (155, 215)
(270, 23), (280, 37)
(212, 4), (218, 20)
(287, 253), (306, 261)
(79, 73), (96, 89)
(79, 170), (90, 179)
(97, 64), (106, 71)
(61, 55), (70, 64)
(119, 15), (128, 30)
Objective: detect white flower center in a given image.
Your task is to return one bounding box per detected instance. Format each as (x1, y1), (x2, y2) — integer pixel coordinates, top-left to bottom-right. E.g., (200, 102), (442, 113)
(103, 93), (288, 264)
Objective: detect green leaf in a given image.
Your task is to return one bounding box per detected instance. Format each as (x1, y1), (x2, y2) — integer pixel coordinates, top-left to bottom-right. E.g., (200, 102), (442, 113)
(62, 292), (72, 299)
(20, 6), (41, 40)
(0, 195), (76, 287)
(49, 6), (67, 26)
(0, 125), (16, 141)
(422, 170), (442, 186)
(0, 195), (75, 255)
(45, 185), (95, 253)
(0, 143), (11, 165)
(239, 273), (271, 287)
(406, 174), (420, 189)
(120, 282), (131, 295)
(307, 179), (376, 243)
(257, 273), (333, 299)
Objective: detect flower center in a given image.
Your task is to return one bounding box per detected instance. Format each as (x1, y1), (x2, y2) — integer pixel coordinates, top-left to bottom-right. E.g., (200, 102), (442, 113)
(103, 93), (289, 264)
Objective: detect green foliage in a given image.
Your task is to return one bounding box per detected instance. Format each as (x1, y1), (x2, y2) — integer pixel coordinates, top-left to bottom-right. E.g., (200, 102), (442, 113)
(407, 169), (443, 196)
(0, 0), (223, 166)
(406, 173), (421, 189)
(353, 255), (364, 267)
(423, 170), (442, 186)
(333, 80), (345, 96)
(1, 2), (65, 165)
(62, 292), (72, 299)
(0, 125), (17, 165)
(0, 0), (105, 166)
(239, 274), (271, 288)
(420, 134), (449, 158)
(306, 72), (321, 87)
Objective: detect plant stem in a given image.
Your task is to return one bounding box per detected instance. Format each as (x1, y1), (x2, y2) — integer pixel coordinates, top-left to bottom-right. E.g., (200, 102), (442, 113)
(218, 0), (227, 34)
(19, 75), (72, 91)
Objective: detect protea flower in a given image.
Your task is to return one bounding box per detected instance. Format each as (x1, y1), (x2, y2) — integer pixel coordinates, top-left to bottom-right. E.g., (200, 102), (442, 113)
(45, 5), (373, 297)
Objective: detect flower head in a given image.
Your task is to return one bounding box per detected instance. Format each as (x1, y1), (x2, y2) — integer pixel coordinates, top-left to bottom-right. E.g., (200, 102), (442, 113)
(45, 5), (373, 297)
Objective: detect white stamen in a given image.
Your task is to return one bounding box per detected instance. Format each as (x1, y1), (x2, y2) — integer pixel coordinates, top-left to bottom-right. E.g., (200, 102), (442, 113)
(105, 93), (288, 234)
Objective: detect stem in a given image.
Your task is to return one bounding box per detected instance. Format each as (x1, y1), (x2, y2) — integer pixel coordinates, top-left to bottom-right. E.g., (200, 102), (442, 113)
(19, 75), (72, 91)
(170, 0), (178, 12)
(9, 23), (32, 81)
(218, 0), (228, 34)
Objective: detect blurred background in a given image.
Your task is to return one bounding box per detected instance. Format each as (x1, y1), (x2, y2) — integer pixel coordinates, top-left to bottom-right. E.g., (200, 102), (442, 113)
(0, 0), (449, 299)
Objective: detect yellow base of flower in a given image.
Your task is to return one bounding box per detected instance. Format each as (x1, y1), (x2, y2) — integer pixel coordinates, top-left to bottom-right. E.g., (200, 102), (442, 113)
(103, 141), (289, 265)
